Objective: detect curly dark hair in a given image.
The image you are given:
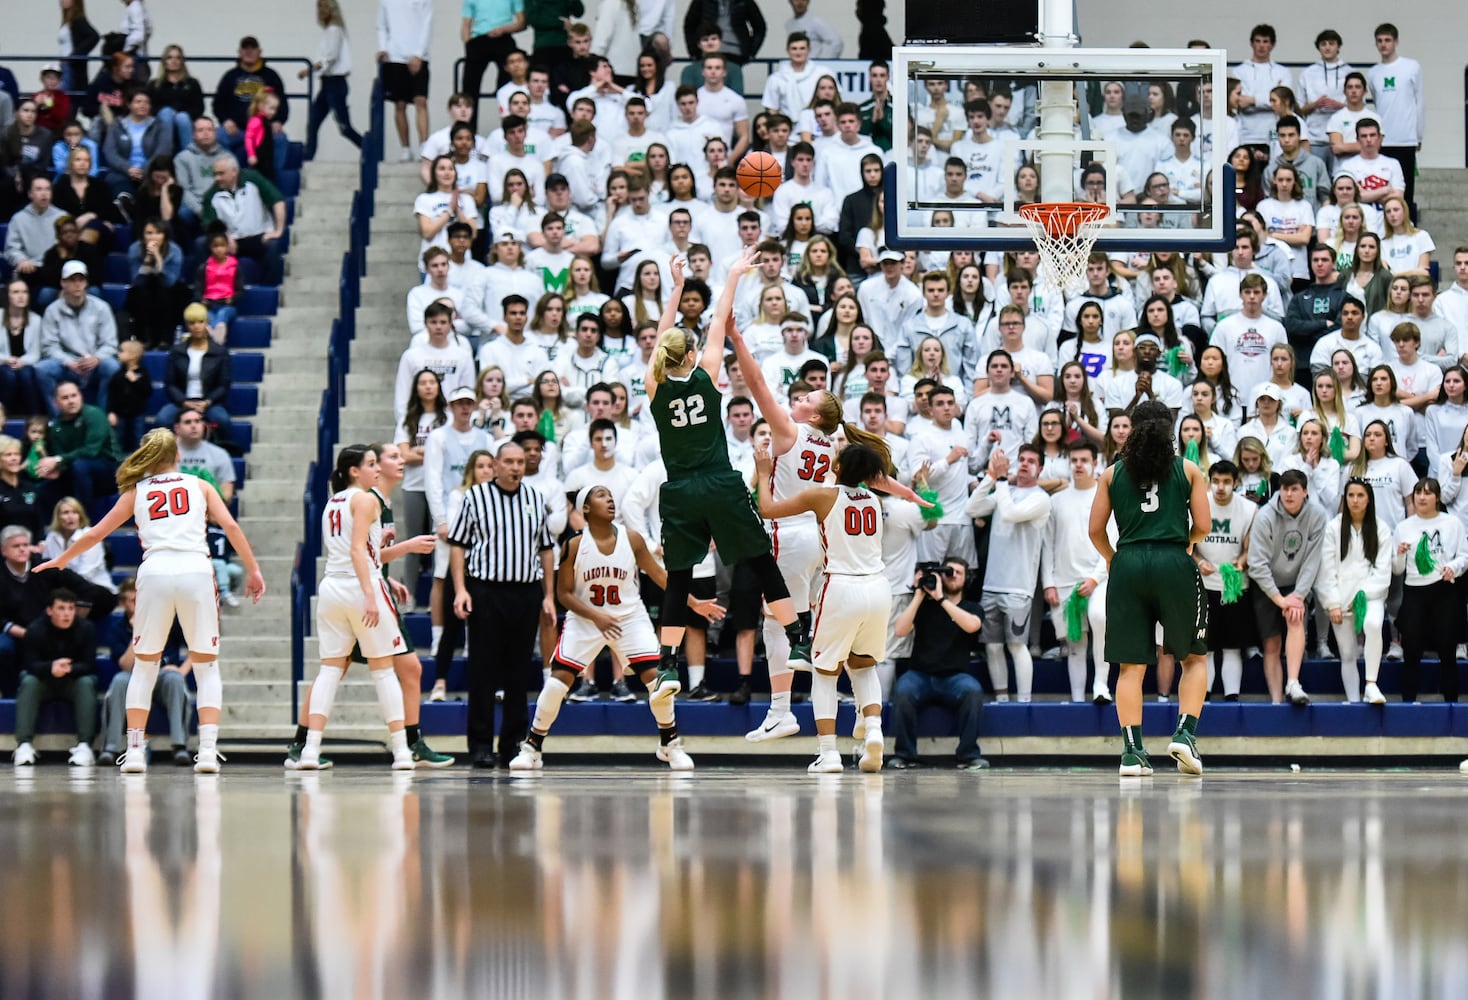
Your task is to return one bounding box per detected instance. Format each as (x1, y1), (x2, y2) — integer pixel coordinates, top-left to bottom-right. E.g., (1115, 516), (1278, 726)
(1119, 400), (1177, 488)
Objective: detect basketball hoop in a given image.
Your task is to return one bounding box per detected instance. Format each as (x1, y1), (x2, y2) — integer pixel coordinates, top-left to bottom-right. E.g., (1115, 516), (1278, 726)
(1017, 202), (1111, 292)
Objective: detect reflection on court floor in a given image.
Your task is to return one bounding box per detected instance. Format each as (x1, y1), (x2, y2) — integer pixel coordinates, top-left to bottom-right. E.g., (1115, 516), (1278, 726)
(0, 768), (1466, 998)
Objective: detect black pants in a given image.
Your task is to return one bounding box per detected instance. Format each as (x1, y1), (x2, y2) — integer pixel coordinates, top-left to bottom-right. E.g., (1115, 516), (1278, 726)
(1397, 580), (1462, 702)
(1383, 146), (1418, 208)
(462, 33), (516, 132)
(465, 579), (542, 758)
(305, 75), (363, 159)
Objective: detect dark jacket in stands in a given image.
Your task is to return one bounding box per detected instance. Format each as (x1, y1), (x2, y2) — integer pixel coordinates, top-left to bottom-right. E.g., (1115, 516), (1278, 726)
(0, 558), (116, 634)
(837, 184), (881, 273)
(0, 475), (43, 538)
(37, 242), (106, 292)
(682, 0), (765, 62)
(107, 364), (153, 419)
(164, 338), (231, 407)
(211, 62), (289, 131)
(52, 174), (119, 227)
(83, 67), (132, 122)
(23, 613), (97, 679)
(147, 77), (205, 118)
(0, 126), (57, 189)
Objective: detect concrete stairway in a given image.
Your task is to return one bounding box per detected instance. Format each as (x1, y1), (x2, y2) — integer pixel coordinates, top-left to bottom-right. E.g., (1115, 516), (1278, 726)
(1416, 169), (1468, 269)
(293, 162), (429, 741)
(220, 159), (355, 742)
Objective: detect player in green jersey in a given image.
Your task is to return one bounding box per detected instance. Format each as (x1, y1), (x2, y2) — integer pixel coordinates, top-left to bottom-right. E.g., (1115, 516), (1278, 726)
(1088, 401), (1212, 777)
(646, 248), (811, 684)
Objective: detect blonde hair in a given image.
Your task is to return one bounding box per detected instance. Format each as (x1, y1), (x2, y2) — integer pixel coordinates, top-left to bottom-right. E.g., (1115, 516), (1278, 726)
(248, 88), (280, 118)
(117, 428), (179, 492)
(49, 496), (91, 534)
(650, 328), (695, 384)
(841, 421), (895, 476)
(183, 302), (208, 324)
(0, 434), (21, 456)
(317, 0), (347, 28)
(459, 449), (495, 488)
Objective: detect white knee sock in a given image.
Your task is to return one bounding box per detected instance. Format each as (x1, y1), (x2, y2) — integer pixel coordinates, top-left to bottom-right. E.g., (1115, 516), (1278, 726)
(811, 670), (839, 722)
(193, 660), (222, 712)
(848, 665), (882, 712)
(688, 663), (705, 689)
(1220, 649), (1243, 696)
(1065, 647), (1088, 702)
(985, 644), (1009, 694)
(309, 665), (344, 722)
(198, 723), (218, 751)
(372, 667), (405, 726)
(1007, 643), (1033, 701)
(126, 658), (161, 712)
(431, 625), (443, 651)
(532, 676), (569, 734)
(1205, 651), (1216, 692)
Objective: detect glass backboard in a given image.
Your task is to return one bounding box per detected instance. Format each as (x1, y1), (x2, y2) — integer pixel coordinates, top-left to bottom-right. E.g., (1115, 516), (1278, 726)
(887, 46), (1236, 252)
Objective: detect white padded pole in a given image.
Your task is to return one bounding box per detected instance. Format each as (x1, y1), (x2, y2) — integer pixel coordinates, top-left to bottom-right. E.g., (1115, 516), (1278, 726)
(1037, 0), (1079, 204)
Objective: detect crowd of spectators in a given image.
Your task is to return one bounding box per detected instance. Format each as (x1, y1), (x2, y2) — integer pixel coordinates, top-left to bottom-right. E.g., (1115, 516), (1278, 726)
(363, 9), (1466, 735)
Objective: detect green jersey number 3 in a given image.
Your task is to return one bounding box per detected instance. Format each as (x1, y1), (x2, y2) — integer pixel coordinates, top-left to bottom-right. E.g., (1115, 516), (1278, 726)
(1140, 484), (1160, 512)
(667, 395), (707, 427)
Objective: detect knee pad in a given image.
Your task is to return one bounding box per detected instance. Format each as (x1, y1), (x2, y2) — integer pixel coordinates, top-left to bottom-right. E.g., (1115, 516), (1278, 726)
(309, 665), (344, 720)
(125, 659), (161, 713)
(193, 660), (223, 712)
(372, 666), (405, 725)
(811, 669), (838, 721)
(848, 665), (882, 712)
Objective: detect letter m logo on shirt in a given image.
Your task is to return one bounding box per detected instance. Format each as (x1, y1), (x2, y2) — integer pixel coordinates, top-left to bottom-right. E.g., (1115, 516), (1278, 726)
(1212, 518), (1231, 534)
(1383, 77), (1396, 89)
(992, 406), (1012, 429)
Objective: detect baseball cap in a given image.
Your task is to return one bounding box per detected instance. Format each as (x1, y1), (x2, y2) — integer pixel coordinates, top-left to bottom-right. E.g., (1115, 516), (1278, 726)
(240, 36), (261, 49)
(1133, 332), (1164, 349)
(60, 261), (88, 280)
(446, 386), (477, 403)
(545, 173), (570, 188)
(41, 63), (62, 76)
(877, 247), (904, 264)
(496, 230), (523, 244)
(1254, 383), (1285, 403)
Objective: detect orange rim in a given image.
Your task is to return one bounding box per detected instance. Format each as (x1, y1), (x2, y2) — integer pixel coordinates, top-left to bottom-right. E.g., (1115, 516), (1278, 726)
(1017, 202), (1111, 237)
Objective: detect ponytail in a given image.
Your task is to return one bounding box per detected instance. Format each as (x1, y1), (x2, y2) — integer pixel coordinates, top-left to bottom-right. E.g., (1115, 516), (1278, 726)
(841, 422), (894, 476)
(116, 428), (179, 492)
(331, 444), (375, 493)
(650, 328), (694, 384)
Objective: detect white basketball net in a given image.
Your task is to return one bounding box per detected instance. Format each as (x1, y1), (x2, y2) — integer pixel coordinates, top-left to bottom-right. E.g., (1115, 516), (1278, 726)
(1017, 204), (1111, 294)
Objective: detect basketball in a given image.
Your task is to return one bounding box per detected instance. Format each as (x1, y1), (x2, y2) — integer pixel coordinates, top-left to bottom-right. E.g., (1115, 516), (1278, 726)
(736, 152), (782, 198)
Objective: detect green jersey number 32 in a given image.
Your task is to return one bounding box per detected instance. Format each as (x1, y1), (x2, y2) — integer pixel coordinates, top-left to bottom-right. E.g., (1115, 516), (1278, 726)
(667, 395), (708, 427)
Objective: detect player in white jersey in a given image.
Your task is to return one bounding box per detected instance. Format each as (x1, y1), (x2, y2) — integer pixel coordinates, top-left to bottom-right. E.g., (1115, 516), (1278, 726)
(756, 441), (898, 774)
(296, 446), (415, 771)
(37, 428), (265, 775)
(509, 486), (724, 771)
(286, 443), (453, 770)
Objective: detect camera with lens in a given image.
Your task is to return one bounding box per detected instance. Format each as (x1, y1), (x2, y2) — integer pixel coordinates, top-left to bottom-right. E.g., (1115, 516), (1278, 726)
(917, 562), (944, 592)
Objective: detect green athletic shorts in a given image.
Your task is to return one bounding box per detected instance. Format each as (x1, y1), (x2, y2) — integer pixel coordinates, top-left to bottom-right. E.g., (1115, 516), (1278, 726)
(1104, 543), (1207, 665)
(659, 471), (772, 571)
(351, 589), (413, 664)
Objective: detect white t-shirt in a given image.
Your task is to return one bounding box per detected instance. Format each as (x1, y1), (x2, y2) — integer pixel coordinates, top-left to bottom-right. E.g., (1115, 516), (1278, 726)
(695, 86), (748, 143)
(1256, 198), (1316, 279)
(1381, 230), (1435, 273)
(413, 191), (477, 260)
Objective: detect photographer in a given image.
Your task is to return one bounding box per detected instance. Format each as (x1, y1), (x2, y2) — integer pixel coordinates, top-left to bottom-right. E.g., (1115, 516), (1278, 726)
(888, 556), (986, 770)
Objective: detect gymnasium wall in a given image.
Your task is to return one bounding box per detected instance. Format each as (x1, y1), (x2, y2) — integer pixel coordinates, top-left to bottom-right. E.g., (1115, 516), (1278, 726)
(7, 3), (1459, 166)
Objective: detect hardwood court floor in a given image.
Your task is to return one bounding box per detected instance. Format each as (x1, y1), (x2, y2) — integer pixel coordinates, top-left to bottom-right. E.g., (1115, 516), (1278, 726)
(2, 763), (1468, 999)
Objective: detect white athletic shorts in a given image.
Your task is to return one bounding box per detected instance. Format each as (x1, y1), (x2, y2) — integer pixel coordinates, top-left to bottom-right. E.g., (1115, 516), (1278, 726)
(553, 609), (660, 675)
(812, 574), (890, 672)
(134, 553), (219, 656)
(772, 523), (823, 613)
(317, 576), (405, 660)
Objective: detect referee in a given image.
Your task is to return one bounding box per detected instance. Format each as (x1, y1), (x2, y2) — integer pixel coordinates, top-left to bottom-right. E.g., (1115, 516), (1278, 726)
(449, 441), (556, 768)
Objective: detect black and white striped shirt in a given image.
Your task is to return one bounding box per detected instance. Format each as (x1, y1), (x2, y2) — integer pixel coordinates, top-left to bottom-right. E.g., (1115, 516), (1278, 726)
(447, 480), (555, 582)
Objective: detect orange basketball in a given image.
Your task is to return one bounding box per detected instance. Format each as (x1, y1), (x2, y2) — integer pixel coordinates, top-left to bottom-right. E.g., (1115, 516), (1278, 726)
(736, 151), (782, 198)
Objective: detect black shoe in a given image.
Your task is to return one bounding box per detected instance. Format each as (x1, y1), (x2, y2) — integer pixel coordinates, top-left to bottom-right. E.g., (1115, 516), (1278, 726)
(97, 750), (117, 766)
(727, 680), (751, 705)
(1224, 693), (1240, 702)
(471, 750), (497, 769)
(172, 747), (192, 766)
(885, 757), (923, 770)
(683, 683), (720, 702)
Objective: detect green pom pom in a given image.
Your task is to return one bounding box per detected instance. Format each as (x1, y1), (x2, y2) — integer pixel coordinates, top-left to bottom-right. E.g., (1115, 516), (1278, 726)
(1217, 562), (1245, 604)
(1064, 589), (1089, 643)
(1184, 438), (1201, 465)
(536, 409), (557, 444)
(1351, 590), (1367, 623)
(1328, 425), (1346, 464)
(918, 488), (944, 521)
(1415, 533), (1438, 576)
(1164, 344), (1188, 378)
